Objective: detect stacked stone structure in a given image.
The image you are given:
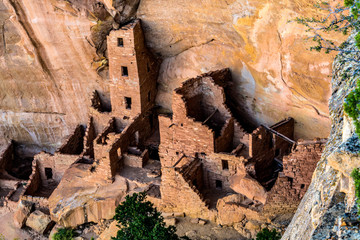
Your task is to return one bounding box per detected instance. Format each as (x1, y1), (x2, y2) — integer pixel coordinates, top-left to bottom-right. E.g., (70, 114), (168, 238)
(0, 19), (325, 237)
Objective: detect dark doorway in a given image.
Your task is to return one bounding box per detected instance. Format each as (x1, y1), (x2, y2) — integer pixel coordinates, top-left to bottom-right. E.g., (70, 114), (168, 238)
(216, 180), (222, 189)
(125, 97), (132, 109)
(45, 168), (53, 179)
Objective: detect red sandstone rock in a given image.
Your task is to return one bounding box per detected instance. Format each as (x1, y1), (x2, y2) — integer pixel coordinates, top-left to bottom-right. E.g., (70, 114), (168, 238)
(13, 200), (33, 228)
(229, 173), (267, 204)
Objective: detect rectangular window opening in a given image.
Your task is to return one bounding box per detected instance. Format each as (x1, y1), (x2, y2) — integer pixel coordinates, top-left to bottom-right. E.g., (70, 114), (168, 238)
(216, 180), (222, 189)
(121, 66), (128, 76)
(147, 62), (150, 72)
(125, 97), (132, 109)
(148, 91), (151, 102)
(117, 38), (124, 47)
(222, 160), (229, 170)
(45, 168), (53, 179)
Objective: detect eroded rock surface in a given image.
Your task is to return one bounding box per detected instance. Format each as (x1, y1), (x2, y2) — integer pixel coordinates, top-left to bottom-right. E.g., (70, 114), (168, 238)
(0, 0), (343, 151)
(282, 33), (360, 240)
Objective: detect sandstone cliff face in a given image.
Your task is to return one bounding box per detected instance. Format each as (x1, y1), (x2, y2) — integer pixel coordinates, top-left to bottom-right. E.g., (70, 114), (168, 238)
(0, 0), (337, 149)
(0, 0), (108, 149)
(282, 33), (360, 240)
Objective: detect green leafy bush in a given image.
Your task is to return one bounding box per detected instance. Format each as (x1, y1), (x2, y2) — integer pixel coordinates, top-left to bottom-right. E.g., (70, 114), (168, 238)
(112, 192), (186, 240)
(344, 80), (360, 137)
(53, 228), (75, 240)
(254, 228), (281, 240)
(351, 168), (360, 214)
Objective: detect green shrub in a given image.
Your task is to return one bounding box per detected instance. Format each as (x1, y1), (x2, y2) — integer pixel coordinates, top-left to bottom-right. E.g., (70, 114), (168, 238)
(112, 192), (186, 240)
(351, 168), (360, 214)
(344, 80), (360, 137)
(53, 228), (75, 240)
(254, 228), (281, 240)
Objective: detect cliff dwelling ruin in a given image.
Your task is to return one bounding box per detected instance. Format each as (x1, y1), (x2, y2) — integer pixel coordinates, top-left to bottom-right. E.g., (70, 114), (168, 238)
(0, 19), (326, 238)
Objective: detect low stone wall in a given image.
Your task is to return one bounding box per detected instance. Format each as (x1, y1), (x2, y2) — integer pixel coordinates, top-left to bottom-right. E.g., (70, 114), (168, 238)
(23, 161), (41, 196)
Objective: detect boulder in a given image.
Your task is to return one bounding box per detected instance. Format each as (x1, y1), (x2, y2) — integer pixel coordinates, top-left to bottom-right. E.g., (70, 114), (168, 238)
(48, 166), (127, 227)
(217, 194), (266, 225)
(26, 210), (53, 234)
(164, 217), (177, 226)
(98, 221), (119, 240)
(229, 173), (267, 204)
(13, 200), (33, 228)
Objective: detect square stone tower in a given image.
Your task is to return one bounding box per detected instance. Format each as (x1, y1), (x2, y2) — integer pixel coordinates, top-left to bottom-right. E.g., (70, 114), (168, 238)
(107, 19), (158, 119)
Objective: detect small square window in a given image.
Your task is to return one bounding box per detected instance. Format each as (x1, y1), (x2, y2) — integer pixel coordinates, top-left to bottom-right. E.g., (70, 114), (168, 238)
(121, 66), (128, 76)
(125, 97), (132, 109)
(216, 180), (222, 189)
(222, 160), (229, 170)
(45, 168), (53, 179)
(117, 38), (124, 47)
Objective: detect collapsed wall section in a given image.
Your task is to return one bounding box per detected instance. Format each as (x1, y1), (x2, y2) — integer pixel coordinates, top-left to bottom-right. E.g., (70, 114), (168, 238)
(263, 140), (324, 218)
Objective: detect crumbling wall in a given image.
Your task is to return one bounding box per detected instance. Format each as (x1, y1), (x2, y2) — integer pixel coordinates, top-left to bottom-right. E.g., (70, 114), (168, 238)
(263, 141), (323, 218)
(271, 118), (295, 157)
(249, 126), (275, 182)
(282, 140), (324, 197)
(93, 114), (155, 179)
(35, 153), (79, 184)
(123, 149), (149, 168)
(82, 117), (96, 158)
(160, 159), (215, 220)
(57, 125), (85, 155)
(20, 195), (49, 209)
(109, 114), (154, 173)
(215, 118), (234, 153)
(24, 161), (41, 196)
(234, 121), (249, 148)
(203, 152), (247, 192)
(180, 158), (204, 191)
(94, 118), (116, 146)
(159, 114), (214, 167)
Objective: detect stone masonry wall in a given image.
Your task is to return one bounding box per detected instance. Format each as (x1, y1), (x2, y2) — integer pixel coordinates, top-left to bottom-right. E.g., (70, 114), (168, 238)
(160, 159), (216, 221)
(24, 161), (41, 196)
(108, 20), (158, 119)
(35, 152), (79, 185)
(263, 141), (324, 218)
(215, 118), (235, 153)
(159, 114), (214, 168)
(82, 116), (96, 158)
(203, 152), (247, 192)
(271, 118), (295, 157)
(249, 126), (275, 182)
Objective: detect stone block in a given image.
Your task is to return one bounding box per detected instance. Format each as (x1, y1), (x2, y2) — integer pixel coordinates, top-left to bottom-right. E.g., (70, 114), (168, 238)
(164, 217), (177, 226)
(13, 200), (34, 228)
(26, 210), (53, 234)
